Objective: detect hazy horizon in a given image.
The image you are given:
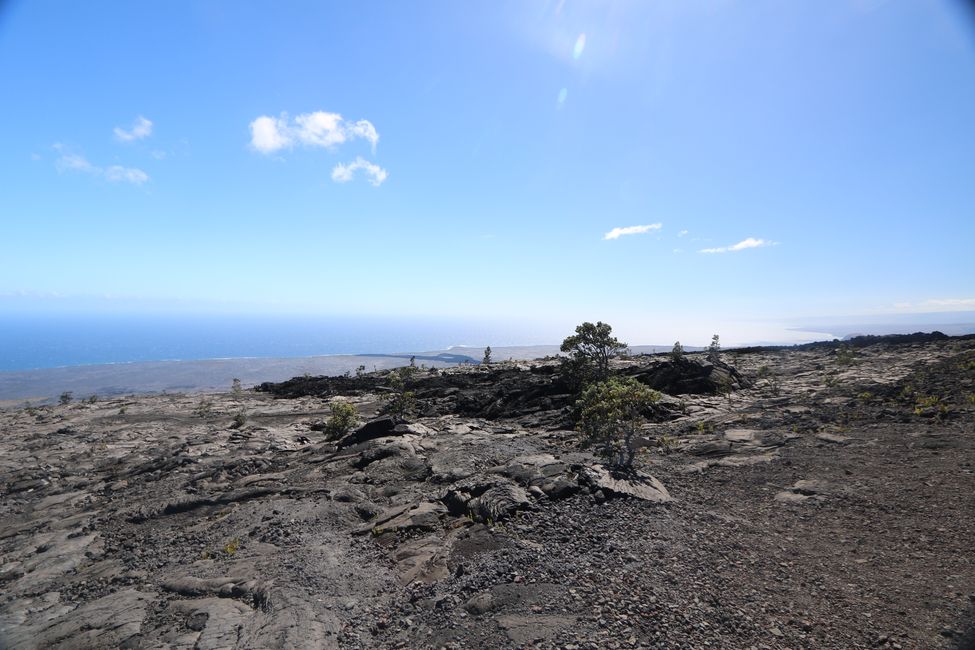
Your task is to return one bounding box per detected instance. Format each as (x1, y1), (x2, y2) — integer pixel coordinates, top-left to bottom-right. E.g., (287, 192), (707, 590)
(2, 308), (973, 372)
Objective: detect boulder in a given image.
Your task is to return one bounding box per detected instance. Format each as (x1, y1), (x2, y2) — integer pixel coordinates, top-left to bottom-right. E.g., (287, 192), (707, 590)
(337, 417), (399, 448)
(631, 358), (751, 395)
(580, 465), (672, 502)
(442, 478), (531, 523)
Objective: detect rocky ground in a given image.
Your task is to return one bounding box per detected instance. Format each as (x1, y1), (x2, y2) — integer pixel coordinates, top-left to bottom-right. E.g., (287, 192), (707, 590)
(1, 335), (973, 649)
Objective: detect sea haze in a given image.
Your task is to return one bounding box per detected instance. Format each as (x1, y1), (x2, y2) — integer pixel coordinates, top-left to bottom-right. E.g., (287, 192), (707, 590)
(0, 313), (541, 372)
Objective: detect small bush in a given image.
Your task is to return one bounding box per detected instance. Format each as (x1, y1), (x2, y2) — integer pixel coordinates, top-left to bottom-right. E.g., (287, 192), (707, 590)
(756, 365), (781, 395)
(193, 398), (214, 419)
(707, 334), (721, 363)
(671, 341), (684, 364)
(231, 378), (243, 398)
(913, 395), (949, 419)
(324, 400), (359, 439)
(577, 376), (659, 469)
(835, 346), (857, 366)
(482, 346), (492, 365)
(230, 410), (247, 429)
(379, 366), (419, 418)
(59, 391), (73, 406)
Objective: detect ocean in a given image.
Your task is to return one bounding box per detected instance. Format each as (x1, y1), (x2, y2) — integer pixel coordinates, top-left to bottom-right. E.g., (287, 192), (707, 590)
(0, 313), (538, 372)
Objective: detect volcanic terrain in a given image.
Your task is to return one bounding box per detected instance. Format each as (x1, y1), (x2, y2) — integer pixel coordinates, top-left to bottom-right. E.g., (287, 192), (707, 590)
(1, 334), (973, 649)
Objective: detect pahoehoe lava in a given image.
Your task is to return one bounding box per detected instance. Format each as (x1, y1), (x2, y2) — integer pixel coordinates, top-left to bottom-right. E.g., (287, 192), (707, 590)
(1, 334), (973, 648)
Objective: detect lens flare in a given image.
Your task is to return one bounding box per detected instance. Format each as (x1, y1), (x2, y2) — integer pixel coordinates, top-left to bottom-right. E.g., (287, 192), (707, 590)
(573, 33), (586, 60)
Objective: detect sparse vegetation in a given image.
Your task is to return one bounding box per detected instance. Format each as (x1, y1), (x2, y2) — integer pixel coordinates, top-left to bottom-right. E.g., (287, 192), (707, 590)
(656, 434), (680, 453)
(379, 365), (419, 418)
(913, 395), (949, 420)
(482, 346), (492, 365)
(835, 345), (857, 366)
(576, 376), (659, 469)
(560, 321), (627, 386)
(695, 421), (715, 435)
(193, 398), (214, 419)
(719, 374), (734, 407)
(756, 365), (781, 395)
(223, 538), (240, 556)
(231, 378), (243, 399)
(230, 409), (247, 429)
(324, 400), (359, 439)
(671, 341), (684, 364)
(707, 334), (721, 363)
(59, 391), (73, 406)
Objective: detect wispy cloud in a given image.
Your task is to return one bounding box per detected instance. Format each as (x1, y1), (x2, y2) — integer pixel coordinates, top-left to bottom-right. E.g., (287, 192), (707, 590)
(56, 152), (98, 174)
(891, 298), (975, 312)
(104, 165), (149, 184)
(114, 116), (153, 142)
(331, 156), (388, 187)
(678, 229), (688, 237)
(249, 111), (380, 154)
(699, 237), (776, 254)
(54, 148), (148, 185)
(603, 223), (662, 240)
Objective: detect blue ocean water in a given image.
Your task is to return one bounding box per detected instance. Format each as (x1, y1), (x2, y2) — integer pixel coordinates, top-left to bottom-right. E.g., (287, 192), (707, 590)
(0, 313), (537, 371)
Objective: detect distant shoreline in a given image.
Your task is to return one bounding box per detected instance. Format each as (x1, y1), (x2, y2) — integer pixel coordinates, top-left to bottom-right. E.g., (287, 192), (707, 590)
(4, 326), (974, 404)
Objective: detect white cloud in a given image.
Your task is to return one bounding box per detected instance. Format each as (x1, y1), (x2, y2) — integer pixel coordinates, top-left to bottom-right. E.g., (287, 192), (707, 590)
(249, 115), (291, 154)
(331, 156), (388, 187)
(603, 223), (663, 240)
(54, 148), (148, 185)
(891, 298), (975, 312)
(345, 119), (379, 152)
(294, 111), (346, 148)
(678, 229), (688, 237)
(249, 111), (380, 154)
(56, 153), (98, 173)
(104, 165), (149, 184)
(699, 237), (775, 254)
(114, 116), (153, 142)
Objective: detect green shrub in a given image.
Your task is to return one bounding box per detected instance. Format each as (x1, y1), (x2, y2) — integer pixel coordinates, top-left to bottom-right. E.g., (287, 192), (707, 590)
(230, 409), (247, 429)
(193, 398), (214, 419)
(325, 400), (359, 439)
(560, 321), (627, 387)
(577, 376), (660, 469)
(482, 346), (492, 365)
(835, 345), (857, 366)
(671, 341), (684, 363)
(379, 366), (419, 418)
(223, 538), (240, 555)
(59, 391), (73, 406)
(707, 334), (721, 363)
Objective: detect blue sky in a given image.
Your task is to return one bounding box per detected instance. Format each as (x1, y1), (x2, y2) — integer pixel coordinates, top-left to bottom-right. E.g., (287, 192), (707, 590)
(1, 0), (973, 346)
